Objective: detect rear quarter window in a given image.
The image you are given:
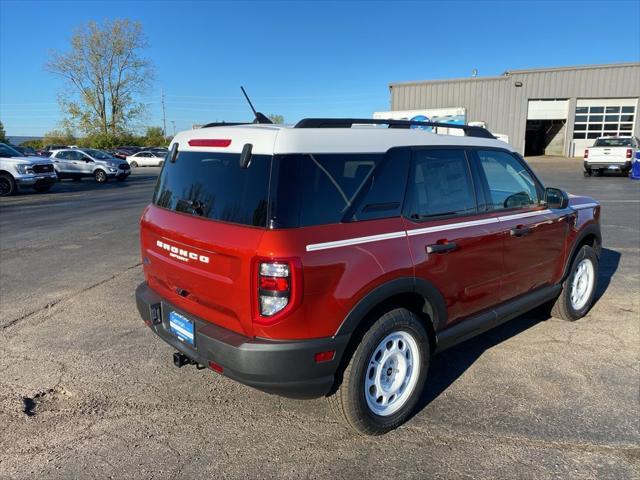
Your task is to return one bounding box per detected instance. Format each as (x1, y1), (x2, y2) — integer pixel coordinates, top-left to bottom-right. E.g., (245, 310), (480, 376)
(270, 152), (409, 228)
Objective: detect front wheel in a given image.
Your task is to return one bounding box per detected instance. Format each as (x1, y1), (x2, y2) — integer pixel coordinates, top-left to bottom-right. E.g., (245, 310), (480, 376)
(327, 308), (430, 435)
(551, 245), (599, 321)
(94, 170), (108, 183)
(0, 173), (16, 196)
(129, 161), (138, 168)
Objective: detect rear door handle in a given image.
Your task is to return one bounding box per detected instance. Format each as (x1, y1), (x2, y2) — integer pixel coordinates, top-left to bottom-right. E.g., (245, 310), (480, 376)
(426, 242), (458, 254)
(510, 226), (531, 237)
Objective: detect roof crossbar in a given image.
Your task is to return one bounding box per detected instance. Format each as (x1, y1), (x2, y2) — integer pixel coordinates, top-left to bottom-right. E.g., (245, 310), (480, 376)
(294, 118), (495, 139)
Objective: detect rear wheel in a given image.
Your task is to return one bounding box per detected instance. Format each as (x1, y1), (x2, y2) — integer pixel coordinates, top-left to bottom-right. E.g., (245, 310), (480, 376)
(583, 169), (592, 177)
(129, 161), (138, 168)
(551, 245), (598, 321)
(327, 308), (429, 435)
(0, 173), (16, 196)
(94, 169), (108, 183)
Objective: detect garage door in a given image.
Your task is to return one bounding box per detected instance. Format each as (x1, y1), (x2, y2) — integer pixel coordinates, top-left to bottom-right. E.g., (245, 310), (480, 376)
(527, 100), (569, 120)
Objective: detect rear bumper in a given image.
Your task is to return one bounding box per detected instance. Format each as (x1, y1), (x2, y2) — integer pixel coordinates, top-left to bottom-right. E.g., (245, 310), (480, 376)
(584, 160), (632, 170)
(135, 282), (349, 398)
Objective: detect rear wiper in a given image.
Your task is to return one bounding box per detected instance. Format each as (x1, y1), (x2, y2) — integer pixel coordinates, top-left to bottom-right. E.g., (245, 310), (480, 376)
(176, 198), (206, 216)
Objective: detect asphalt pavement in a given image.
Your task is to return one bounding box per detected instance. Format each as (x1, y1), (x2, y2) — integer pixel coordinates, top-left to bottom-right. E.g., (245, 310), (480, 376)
(0, 159), (638, 479)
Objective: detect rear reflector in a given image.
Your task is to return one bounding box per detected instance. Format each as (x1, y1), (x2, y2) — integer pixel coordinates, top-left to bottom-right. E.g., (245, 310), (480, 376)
(584, 149), (589, 159)
(314, 350), (336, 363)
(209, 361), (224, 374)
(188, 139), (232, 147)
(626, 149), (632, 159)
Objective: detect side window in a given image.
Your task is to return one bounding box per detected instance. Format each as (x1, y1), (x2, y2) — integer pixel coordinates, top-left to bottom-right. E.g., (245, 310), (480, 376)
(405, 149), (477, 220)
(477, 150), (540, 210)
(272, 153), (387, 227)
(57, 151), (69, 159)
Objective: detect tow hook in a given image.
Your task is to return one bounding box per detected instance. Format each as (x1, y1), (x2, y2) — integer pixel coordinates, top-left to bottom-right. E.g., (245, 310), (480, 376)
(173, 352), (196, 368)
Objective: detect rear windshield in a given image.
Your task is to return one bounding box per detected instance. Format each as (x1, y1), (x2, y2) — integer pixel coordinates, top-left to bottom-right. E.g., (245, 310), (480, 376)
(153, 149), (409, 228)
(594, 138), (632, 147)
(153, 151), (271, 227)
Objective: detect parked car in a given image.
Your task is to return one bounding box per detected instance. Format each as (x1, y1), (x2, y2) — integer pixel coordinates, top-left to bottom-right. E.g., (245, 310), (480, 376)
(50, 148), (131, 183)
(126, 150), (165, 168)
(135, 118), (601, 435)
(12, 145), (38, 157)
(112, 146), (141, 160)
(584, 136), (639, 176)
(0, 142), (57, 196)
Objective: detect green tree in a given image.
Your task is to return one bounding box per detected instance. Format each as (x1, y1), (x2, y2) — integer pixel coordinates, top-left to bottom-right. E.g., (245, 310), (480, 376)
(144, 126), (166, 146)
(45, 19), (154, 137)
(268, 114), (284, 124)
(21, 139), (44, 149)
(42, 129), (77, 147)
(0, 120), (7, 143)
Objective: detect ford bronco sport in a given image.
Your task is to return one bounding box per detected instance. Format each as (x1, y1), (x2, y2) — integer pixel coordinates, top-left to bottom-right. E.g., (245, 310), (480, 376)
(136, 118), (601, 435)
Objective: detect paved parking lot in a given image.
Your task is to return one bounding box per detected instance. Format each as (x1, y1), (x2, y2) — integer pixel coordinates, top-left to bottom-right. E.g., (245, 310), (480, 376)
(0, 159), (638, 479)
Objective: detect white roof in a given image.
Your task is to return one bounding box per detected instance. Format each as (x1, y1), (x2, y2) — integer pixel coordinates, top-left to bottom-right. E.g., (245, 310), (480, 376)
(171, 124), (515, 156)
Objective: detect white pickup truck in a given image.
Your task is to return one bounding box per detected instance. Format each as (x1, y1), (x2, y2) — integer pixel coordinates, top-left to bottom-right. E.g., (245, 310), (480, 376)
(584, 136), (639, 176)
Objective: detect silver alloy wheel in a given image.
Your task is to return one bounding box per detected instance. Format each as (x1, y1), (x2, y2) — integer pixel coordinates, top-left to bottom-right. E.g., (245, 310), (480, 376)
(365, 330), (420, 417)
(570, 258), (595, 310)
(95, 170), (107, 183)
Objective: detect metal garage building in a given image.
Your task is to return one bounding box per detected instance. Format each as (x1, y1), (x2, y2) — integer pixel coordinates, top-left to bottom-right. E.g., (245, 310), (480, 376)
(387, 63), (640, 157)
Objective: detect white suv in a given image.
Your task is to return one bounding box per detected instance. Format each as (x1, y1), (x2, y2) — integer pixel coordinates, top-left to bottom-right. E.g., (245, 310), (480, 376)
(0, 143), (58, 196)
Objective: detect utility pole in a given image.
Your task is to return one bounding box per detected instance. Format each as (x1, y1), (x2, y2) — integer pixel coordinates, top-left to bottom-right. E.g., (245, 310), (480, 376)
(171, 120), (176, 136)
(161, 89), (167, 136)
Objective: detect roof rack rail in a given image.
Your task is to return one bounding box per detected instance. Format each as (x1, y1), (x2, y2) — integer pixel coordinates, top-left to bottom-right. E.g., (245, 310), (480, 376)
(294, 118), (495, 139)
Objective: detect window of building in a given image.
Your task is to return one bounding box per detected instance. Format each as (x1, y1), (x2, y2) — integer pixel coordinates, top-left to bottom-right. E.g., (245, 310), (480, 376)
(573, 103), (636, 139)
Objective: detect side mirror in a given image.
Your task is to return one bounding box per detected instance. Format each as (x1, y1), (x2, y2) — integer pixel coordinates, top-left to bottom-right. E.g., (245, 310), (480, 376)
(544, 187), (569, 209)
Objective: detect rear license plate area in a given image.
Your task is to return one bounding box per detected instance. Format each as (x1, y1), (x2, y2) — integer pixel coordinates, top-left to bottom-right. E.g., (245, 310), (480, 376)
(168, 311), (195, 346)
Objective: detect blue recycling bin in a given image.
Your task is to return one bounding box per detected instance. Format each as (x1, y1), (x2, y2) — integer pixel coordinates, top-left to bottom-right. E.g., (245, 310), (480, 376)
(631, 150), (640, 180)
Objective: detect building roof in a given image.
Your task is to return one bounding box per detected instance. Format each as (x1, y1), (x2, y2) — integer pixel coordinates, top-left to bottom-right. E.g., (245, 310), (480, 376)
(389, 62), (640, 88)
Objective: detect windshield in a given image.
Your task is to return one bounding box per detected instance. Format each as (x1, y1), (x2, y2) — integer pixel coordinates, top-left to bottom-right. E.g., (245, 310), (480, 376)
(594, 138), (632, 147)
(84, 149), (113, 160)
(0, 143), (24, 158)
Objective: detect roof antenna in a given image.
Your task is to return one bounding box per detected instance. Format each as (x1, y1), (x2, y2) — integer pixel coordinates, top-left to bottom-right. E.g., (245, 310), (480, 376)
(240, 86), (273, 124)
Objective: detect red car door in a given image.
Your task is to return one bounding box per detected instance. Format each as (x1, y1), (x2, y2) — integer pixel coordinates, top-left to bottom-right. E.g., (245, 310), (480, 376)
(473, 149), (568, 301)
(402, 148), (505, 327)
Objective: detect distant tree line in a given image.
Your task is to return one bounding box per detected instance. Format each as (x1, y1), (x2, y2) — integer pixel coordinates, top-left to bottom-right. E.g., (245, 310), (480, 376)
(17, 126), (169, 149)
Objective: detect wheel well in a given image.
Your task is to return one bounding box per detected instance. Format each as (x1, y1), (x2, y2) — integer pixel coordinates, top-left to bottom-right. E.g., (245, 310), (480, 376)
(0, 170), (14, 177)
(578, 233), (599, 253)
(328, 292), (436, 396)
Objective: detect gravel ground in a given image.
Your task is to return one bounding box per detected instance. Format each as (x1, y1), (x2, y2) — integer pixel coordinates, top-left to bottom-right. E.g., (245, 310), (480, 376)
(0, 159), (638, 479)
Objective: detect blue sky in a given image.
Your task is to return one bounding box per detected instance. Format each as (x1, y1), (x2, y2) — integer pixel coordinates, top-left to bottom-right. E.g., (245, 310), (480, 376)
(1, 0), (639, 136)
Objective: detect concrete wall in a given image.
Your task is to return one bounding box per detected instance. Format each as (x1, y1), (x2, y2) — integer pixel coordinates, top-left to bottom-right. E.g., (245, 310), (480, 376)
(389, 63), (640, 156)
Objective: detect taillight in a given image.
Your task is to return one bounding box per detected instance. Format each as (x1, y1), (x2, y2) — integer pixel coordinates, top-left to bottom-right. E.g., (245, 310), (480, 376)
(584, 149), (589, 159)
(258, 262), (291, 317)
(254, 259), (302, 325)
(626, 149), (632, 159)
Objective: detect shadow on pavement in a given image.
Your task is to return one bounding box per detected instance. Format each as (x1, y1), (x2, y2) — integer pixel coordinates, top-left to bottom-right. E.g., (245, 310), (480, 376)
(413, 246), (620, 415)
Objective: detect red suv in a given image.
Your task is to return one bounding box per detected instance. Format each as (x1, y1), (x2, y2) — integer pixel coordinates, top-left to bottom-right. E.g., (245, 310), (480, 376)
(136, 118), (601, 435)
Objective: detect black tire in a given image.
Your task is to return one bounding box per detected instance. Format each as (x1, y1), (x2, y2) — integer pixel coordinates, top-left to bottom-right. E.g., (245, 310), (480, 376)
(550, 245), (599, 321)
(583, 169), (592, 177)
(327, 308), (430, 435)
(94, 169), (108, 183)
(33, 184), (52, 193)
(0, 173), (16, 196)
(130, 161), (138, 168)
